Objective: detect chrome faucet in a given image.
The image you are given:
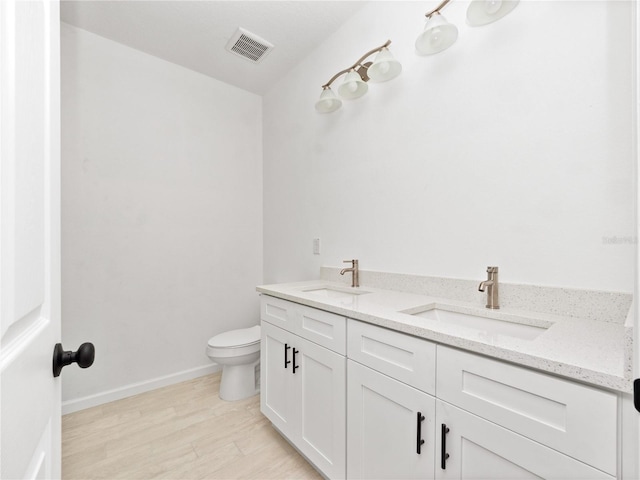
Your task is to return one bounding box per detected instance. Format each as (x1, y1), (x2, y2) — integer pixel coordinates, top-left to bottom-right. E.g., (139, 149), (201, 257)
(478, 266), (499, 309)
(340, 259), (359, 288)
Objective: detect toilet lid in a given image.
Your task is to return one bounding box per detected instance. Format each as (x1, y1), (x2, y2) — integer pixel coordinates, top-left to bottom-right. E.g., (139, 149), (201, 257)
(208, 325), (261, 348)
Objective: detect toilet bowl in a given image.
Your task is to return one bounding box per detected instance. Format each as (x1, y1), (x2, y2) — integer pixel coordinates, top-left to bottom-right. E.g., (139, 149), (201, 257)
(207, 325), (261, 401)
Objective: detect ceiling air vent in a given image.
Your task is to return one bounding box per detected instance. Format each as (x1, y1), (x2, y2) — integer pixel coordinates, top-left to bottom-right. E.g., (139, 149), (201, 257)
(225, 27), (274, 64)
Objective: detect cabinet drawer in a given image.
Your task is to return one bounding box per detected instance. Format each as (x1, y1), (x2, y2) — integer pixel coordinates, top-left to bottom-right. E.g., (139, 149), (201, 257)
(295, 303), (346, 355)
(347, 320), (436, 395)
(261, 296), (294, 329)
(261, 296), (346, 355)
(436, 346), (618, 476)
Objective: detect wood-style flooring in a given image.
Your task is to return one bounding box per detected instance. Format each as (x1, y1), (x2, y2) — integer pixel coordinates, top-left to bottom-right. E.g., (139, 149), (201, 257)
(62, 373), (322, 479)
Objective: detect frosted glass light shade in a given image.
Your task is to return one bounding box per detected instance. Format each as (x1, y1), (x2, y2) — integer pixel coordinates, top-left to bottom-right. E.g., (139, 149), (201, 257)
(467, 0), (519, 26)
(315, 87), (342, 113)
(337, 70), (368, 100)
(415, 12), (458, 55)
(367, 48), (402, 83)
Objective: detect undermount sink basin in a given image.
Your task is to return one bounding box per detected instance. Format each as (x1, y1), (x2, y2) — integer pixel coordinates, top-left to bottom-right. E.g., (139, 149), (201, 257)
(410, 308), (548, 341)
(302, 286), (370, 299)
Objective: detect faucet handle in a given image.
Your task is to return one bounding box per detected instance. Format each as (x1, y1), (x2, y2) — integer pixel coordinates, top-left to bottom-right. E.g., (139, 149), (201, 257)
(487, 266), (499, 273)
(343, 259), (356, 265)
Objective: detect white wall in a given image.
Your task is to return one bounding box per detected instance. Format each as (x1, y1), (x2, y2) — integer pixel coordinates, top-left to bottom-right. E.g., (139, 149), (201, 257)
(61, 24), (263, 407)
(263, 1), (636, 293)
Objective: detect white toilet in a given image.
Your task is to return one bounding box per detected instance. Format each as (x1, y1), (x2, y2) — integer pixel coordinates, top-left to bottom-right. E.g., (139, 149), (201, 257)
(206, 325), (261, 401)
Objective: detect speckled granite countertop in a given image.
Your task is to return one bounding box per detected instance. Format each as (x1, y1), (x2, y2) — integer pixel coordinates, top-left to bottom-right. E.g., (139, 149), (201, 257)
(257, 279), (633, 394)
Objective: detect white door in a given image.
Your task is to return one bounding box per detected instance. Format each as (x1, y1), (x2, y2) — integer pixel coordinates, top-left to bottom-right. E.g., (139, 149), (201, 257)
(635, 2), (640, 477)
(296, 336), (345, 480)
(347, 360), (435, 480)
(1, 0), (61, 478)
(434, 400), (614, 480)
(260, 321), (295, 436)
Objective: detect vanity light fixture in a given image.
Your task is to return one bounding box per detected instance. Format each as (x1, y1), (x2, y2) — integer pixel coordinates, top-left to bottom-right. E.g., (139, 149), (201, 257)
(415, 0), (458, 55)
(467, 0), (520, 26)
(415, 0), (520, 55)
(315, 40), (402, 114)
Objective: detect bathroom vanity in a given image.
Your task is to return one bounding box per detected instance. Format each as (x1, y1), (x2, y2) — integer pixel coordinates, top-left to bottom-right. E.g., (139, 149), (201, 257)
(258, 272), (634, 480)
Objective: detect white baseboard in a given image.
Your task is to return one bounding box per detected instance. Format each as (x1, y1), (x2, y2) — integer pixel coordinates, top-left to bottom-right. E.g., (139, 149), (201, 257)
(62, 364), (222, 415)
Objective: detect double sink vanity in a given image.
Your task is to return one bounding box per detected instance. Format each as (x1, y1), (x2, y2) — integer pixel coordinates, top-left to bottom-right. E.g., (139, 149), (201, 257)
(257, 266), (634, 479)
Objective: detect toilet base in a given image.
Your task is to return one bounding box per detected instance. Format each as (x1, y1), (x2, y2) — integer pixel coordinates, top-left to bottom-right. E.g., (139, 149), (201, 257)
(219, 360), (260, 401)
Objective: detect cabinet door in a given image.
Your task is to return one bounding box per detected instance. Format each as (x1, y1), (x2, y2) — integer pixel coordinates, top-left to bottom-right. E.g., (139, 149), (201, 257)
(260, 321), (295, 436)
(296, 336), (346, 480)
(347, 360), (436, 480)
(435, 400), (615, 480)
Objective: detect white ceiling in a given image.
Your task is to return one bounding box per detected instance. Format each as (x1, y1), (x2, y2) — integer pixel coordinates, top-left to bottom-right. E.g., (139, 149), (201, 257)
(60, 1), (367, 95)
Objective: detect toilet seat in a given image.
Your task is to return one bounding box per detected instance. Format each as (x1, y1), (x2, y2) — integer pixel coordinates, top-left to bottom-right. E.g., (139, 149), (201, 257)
(208, 325), (260, 349)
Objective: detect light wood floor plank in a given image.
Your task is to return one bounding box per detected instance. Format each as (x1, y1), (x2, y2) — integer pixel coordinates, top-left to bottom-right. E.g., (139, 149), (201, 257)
(62, 373), (322, 480)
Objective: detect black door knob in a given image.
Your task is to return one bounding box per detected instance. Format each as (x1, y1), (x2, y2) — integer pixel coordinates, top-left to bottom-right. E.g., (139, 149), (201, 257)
(53, 342), (95, 377)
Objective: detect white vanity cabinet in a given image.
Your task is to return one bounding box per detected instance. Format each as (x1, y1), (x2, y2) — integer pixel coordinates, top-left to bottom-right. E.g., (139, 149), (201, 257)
(346, 321), (619, 480)
(260, 296), (346, 480)
(260, 294), (622, 480)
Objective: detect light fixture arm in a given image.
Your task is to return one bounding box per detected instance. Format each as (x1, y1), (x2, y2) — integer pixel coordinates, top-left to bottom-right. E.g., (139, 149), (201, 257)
(321, 40), (392, 88)
(424, 0), (452, 18)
